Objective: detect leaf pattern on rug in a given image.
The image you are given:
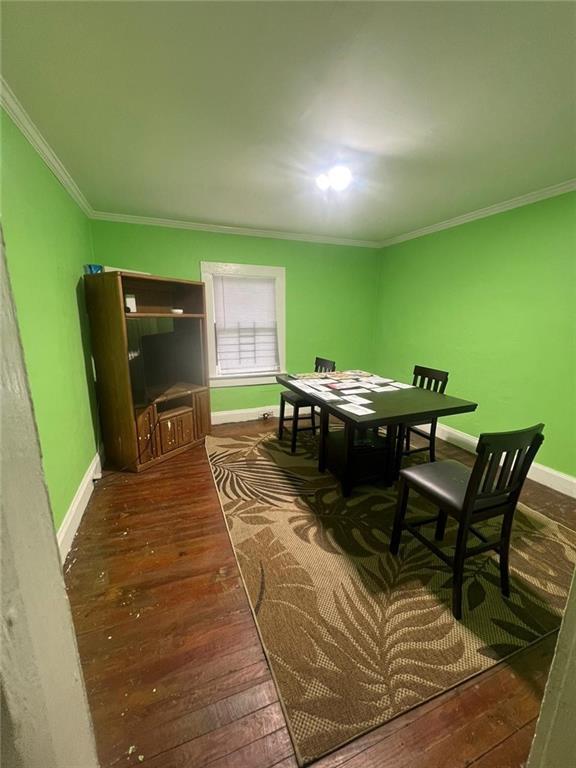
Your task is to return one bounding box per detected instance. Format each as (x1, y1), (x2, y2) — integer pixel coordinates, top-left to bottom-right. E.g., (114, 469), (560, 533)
(206, 432), (576, 766)
(237, 528), (473, 761)
(288, 486), (396, 556)
(209, 440), (316, 507)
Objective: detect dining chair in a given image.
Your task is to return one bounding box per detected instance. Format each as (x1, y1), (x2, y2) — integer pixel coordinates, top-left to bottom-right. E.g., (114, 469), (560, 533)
(390, 423), (545, 619)
(278, 357), (336, 453)
(404, 365), (449, 462)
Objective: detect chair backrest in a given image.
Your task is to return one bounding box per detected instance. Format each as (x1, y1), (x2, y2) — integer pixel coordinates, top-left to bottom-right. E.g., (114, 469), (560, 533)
(315, 356), (336, 373)
(464, 423), (545, 513)
(412, 365), (449, 393)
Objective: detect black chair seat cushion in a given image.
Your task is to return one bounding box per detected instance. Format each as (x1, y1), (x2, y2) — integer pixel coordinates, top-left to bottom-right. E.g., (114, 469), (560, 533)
(401, 460), (510, 515)
(280, 389), (313, 407)
(400, 460), (471, 512)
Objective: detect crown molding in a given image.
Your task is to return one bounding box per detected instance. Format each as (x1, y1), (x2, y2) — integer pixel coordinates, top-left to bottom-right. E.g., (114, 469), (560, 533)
(378, 179), (576, 248)
(1, 76), (377, 248)
(1, 77), (92, 216)
(3, 77), (574, 251)
(88, 209), (379, 248)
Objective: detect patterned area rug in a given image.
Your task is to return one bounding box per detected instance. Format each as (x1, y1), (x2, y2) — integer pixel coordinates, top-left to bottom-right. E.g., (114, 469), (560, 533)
(206, 431), (576, 766)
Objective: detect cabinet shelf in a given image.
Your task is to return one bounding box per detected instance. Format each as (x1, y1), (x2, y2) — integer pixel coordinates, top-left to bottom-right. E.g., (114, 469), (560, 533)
(84, 270), (211, 472)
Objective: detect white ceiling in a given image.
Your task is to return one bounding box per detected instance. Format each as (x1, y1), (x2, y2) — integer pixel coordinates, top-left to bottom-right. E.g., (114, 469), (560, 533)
(2, 1), (575, 245)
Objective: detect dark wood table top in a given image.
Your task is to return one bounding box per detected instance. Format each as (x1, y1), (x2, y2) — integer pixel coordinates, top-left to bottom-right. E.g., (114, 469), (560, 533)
(276, 373), (478, 426)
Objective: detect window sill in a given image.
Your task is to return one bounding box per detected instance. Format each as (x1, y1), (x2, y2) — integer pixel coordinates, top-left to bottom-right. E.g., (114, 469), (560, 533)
(209, 372), (285, 388)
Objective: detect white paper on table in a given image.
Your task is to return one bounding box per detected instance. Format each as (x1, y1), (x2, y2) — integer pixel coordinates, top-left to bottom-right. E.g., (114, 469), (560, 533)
(341, 387), (371, 394)
(344, 395), (372, 404)
(292, 382), (314, 392)
(314, 392), (341, 402)
(372, 385), (399, 392)
(332, 379), (359, 386)
(306, 382), (329, 391)
(337, 403), (375, 416)
(391, 382), (415, 389)
(364, 376), (394, 384)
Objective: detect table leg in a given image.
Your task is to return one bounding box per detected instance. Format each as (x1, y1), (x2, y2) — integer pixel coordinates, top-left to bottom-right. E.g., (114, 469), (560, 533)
(394, 423), (406, 479)
(382, 423), (407, 485)
(318, 407), (329, 473)
(383, 424), (398, 486)
(341, 421), (355, 497)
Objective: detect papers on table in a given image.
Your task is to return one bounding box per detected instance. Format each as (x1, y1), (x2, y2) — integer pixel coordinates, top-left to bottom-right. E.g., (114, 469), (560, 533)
(363, 376), (394, 384)
(314, 392), (341, 402)
(289, 374), (414, 406)
(343, 370), (372, 377)
(306, 379), (336, 387)
(291, 381), (315, 393)
(327, 380), (359, 389)
(337, 403), (375, 416)
(344, 395), (372, 404)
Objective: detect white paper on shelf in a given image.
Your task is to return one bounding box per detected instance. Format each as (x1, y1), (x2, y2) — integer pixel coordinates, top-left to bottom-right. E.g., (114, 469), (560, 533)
(372, 385), (398, 392)
(391, 382), (415, 389)
(344, 395), (372, 404)
(338, 403), (375, 416)
(341, 387), (370, 394)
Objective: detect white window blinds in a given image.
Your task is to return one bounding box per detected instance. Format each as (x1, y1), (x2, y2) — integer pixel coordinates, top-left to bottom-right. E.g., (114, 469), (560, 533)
(212, 275), (280, 374)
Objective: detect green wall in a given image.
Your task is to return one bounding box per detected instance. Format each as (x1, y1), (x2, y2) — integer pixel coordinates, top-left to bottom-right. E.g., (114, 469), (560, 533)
(90, 220), (381, 411)
(3, 110), (575, 535)
(1, 111), (98, 526)
(376, 192), (576, 475)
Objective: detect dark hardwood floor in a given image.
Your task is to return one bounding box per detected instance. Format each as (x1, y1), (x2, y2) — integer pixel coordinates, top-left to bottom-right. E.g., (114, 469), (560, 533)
(64, 419), (576, 768)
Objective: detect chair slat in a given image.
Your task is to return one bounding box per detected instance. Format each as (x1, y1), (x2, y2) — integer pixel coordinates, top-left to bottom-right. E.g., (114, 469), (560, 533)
(392, 422), (545, 619)
(405, 365), (450, 462)
(509, 446), (529, 488)
(496, 450), (516, 491)
(315, 356), (336, 373)
(482, 452), (501, 494)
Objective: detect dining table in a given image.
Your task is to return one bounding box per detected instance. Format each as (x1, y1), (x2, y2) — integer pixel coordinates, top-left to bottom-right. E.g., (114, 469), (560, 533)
(276, 371), (478, 495)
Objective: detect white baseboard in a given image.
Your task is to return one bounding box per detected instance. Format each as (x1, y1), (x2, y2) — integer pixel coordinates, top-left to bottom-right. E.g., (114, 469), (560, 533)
(524, 463), (576, 499)
(434, 423), (478, 452)
(434, 423), (575, 499)
(211, 404), (283, 424)
(57, 453), (102, 561)
(211, 407), (576, 499)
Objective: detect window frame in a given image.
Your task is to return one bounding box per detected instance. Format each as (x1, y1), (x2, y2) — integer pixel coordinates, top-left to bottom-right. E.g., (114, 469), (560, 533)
(201, 261), (286, 387)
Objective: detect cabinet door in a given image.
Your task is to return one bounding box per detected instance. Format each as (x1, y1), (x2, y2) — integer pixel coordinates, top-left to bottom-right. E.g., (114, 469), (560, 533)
(177, 411), (195, 446)
(136, 407), (156, 464)
(160, 418), (178, 454)
(193, 390), (211, 439)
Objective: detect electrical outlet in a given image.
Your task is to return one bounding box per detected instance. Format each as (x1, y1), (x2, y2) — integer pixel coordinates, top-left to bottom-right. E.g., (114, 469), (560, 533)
(261, 411), (273, 420)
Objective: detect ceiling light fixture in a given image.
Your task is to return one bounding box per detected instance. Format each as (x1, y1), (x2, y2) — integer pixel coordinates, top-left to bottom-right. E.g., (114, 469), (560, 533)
(315, 165), (353, 192)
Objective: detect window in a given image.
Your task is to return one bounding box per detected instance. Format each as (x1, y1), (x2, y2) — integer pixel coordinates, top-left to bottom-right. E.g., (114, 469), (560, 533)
(201, 262), (286, 386)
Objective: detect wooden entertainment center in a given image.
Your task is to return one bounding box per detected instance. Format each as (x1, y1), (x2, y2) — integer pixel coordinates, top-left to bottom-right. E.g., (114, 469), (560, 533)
(85, 271), (211, 471)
